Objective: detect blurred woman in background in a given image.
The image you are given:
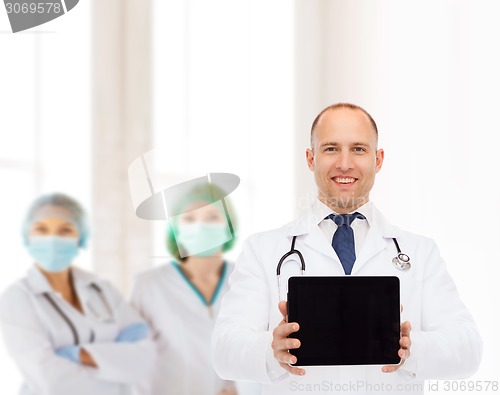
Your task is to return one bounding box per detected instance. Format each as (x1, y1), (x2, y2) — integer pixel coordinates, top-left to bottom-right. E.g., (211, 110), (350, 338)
(0, 193), (156, 395)
(131, 183), (238, 395)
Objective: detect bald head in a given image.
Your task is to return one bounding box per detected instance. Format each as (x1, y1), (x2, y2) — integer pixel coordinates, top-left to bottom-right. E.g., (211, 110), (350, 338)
(310, 103), (378, 149)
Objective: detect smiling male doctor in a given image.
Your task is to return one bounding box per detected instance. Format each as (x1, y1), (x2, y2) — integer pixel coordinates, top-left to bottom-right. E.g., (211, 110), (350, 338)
(212, 103), (482, 394)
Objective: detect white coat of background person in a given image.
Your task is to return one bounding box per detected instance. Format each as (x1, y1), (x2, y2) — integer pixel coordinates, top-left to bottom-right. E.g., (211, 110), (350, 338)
(131, 182), (248, 395)
(212, 103), (482, 395)
(0, 193), (156, 395)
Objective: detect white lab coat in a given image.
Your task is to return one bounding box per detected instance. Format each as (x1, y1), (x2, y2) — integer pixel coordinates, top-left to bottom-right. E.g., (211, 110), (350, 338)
(0, 266), (156, 395)
(131, 261), (238, 395)
(212, 203), (482, 395)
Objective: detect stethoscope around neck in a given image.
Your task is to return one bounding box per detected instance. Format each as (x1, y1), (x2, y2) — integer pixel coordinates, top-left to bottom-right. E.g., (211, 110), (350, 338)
(43, 283), (114, 346)
(276, 235), (411, 293)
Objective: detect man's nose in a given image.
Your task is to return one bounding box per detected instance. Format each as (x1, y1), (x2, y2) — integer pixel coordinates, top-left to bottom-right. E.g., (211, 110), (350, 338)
(335, 151), (354, 171)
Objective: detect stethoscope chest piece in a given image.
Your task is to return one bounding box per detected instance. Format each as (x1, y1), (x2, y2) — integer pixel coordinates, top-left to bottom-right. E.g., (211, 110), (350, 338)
(392, 253), (411, 271)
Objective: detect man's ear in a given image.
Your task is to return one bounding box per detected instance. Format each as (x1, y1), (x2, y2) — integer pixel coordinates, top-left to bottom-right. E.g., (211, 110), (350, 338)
(375, 148), (384, 173)
(306, 148), (315, 171)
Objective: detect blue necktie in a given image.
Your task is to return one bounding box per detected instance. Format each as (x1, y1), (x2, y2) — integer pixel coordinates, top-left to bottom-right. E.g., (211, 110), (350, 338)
(328, 212), (365, 275)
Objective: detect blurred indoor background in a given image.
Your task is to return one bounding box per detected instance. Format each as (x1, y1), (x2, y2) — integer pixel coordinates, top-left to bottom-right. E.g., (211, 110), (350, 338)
(1, 0), (499, 393)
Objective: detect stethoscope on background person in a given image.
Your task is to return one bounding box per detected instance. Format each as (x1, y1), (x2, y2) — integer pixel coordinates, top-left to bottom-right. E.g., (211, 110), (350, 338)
(276, 235), (411, 294)
(43, 283), (115, 345)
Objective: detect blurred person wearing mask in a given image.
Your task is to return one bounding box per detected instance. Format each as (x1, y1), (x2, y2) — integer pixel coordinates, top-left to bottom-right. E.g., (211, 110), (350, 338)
(131, 183), (241, 395)
(0, 193), (156, 395)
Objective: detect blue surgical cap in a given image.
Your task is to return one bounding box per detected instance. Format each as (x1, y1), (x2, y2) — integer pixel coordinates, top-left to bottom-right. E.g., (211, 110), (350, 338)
(22, 193), (90, 248)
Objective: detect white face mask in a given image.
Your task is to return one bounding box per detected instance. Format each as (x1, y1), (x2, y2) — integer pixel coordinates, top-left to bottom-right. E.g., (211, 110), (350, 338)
(175, 222), (230, 258)
(28, 236), (79, 272)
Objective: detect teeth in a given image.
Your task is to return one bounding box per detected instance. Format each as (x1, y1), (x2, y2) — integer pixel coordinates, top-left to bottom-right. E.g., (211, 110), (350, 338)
(334, 177), (356, 184)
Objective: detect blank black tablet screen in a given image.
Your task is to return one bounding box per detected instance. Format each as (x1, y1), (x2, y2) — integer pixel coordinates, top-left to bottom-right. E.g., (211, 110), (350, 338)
(287, 276), (400, 366)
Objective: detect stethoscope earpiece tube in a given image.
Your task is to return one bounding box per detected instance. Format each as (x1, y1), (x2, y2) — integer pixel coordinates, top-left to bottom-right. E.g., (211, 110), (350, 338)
(43, 282), (114, 346)
(90, 283), (114, 319)
(276, 236), (305, 276)
(43, 293), (80, 346)
(277, 236), (306, 296)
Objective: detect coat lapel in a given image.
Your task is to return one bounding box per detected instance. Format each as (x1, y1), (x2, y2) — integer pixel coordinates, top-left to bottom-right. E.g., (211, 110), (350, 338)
(303, 225), (338, 262)
(351, 205), (401, 274)
(25, 266), (53, 294)
(287, 206), (339, 263)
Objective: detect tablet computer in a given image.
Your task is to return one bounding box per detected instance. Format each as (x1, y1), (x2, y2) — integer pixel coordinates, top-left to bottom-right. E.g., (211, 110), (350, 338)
(287, 276), (401, 366)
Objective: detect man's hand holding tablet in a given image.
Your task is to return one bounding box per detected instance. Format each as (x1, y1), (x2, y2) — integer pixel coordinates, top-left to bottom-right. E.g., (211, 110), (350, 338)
(271, 276), (412, 375)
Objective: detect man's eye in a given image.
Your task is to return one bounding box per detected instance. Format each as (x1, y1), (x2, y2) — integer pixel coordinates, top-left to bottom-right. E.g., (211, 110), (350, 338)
(353, 147), (366, 153)
(324, 147), (337, 152)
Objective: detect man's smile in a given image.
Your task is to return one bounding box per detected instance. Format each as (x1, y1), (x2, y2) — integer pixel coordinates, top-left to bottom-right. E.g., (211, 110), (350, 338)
(332, 176), (358, 185)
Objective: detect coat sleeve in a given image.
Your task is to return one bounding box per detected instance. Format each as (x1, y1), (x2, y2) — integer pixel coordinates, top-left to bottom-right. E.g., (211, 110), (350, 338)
(0, 286), (111, 395)
(212, 234), (287, 384)
(82, 280), (157, 384)
(399, 238), (482, 380)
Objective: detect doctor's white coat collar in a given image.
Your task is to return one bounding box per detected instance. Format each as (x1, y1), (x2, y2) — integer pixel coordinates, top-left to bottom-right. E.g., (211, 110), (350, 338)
(286, 198), (402, 274)
(25, 265), (98, 297)
(287, 198), (400, 239)
(311, 198), (374, 228)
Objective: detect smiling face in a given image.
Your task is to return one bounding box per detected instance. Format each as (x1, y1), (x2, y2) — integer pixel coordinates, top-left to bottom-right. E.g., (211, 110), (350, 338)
(306, 107), (384, 214)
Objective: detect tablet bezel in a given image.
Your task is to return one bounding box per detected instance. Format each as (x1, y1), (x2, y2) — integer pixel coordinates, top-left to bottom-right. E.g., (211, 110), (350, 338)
(287, 276), (401, 366)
